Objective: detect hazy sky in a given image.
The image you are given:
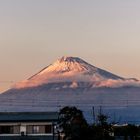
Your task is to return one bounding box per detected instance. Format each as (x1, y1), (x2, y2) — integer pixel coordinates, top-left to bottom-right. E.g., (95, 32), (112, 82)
(0, 0), (140, 92)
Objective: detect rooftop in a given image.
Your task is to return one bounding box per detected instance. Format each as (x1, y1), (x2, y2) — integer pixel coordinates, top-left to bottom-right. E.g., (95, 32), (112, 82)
(0, 112), (58, 122)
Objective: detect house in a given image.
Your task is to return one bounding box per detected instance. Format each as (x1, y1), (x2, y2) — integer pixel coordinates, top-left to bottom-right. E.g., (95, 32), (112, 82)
(0, 112), (58, 140)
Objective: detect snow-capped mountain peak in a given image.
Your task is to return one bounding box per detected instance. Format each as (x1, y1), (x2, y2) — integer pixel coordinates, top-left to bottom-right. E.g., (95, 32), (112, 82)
(37, 56), (97, 74)
(14, 56), (139, 89)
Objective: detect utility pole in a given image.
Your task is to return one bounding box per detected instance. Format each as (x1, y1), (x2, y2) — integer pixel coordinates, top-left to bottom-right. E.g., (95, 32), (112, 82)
(92, 106), (96, 124)
(99, 105), (102, 116)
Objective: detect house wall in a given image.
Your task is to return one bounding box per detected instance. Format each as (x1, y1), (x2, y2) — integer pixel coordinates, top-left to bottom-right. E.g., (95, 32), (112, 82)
(0, 122), (54, 136)
(0, 122), (57, 140)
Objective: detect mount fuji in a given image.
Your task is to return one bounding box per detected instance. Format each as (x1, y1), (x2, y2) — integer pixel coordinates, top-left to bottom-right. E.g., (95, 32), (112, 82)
(1, 56), (140, 124)
(13, 56), (139, 89)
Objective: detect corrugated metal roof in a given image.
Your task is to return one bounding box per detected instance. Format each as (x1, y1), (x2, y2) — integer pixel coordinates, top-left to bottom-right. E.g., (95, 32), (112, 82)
(0, 112), (58, 122)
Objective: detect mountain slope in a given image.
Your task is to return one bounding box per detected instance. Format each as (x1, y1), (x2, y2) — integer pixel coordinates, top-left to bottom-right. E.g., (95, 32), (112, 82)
(14, 56), (139, 89)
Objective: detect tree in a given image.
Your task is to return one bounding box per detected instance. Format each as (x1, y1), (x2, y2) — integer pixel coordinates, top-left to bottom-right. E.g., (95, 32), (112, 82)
(58, 106), (88, 140)
(90, 113), (114, 140)
(98, 114), (108, 126)
(58, 106), (114, 140)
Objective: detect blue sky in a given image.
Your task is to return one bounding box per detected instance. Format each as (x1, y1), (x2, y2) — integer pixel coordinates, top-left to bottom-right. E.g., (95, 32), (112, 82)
(0, 0), (140, 92)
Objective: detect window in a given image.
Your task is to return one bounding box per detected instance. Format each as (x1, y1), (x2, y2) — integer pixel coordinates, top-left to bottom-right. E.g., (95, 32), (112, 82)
(27, 125), (40, 134)
(32, 126), (39, 134)
(45, 125), (52, 134)
(26, 125), (52, 134)
(0, 126), (13, 134)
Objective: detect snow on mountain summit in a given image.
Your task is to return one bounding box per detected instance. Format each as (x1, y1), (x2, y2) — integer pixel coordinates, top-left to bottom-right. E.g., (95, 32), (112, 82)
(28, 56), (123, 79)
(14, 56), (140, 89)
(36, 56), (95, 74)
